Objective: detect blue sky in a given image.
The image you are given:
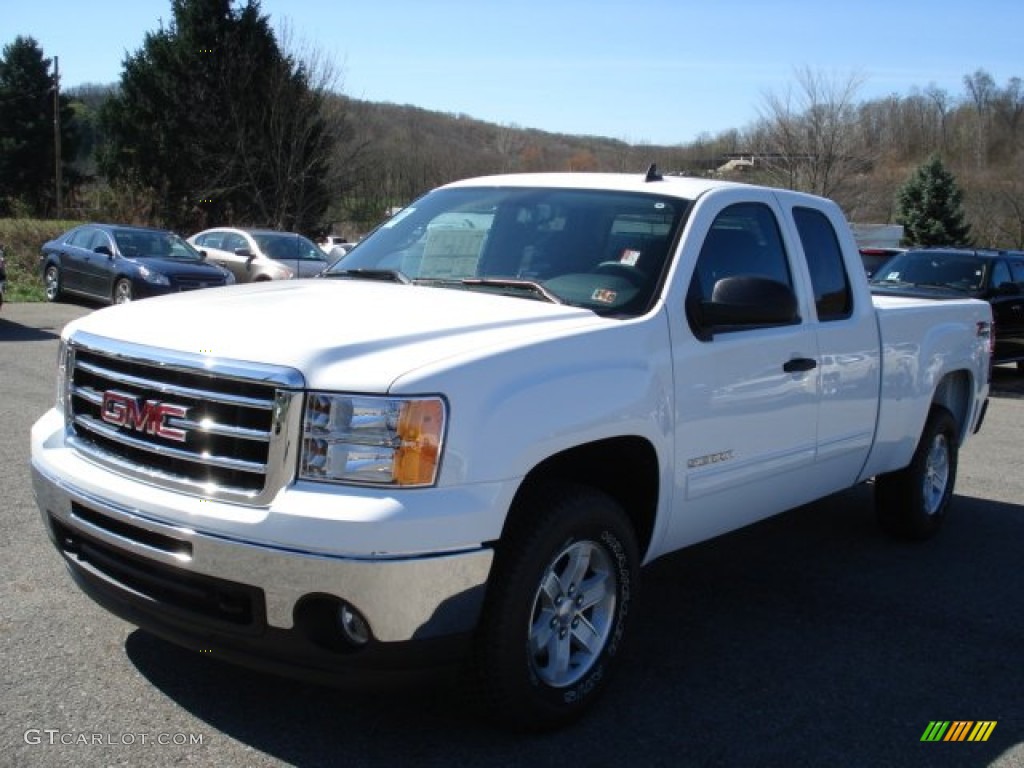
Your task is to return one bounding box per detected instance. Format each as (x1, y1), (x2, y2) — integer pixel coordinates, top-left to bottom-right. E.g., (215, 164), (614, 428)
(5, 0), (1022, 145)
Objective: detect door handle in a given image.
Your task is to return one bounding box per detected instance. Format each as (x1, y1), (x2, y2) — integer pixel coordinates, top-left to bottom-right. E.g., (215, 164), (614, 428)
(783, 357), (817, 373)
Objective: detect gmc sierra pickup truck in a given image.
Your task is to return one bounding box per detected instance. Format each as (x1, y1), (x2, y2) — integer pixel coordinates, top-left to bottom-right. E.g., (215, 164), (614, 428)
(31, 170), (991, 729)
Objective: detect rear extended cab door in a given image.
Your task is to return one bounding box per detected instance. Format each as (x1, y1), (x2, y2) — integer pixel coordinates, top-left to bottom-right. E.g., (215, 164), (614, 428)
(773, 191), (882, 486)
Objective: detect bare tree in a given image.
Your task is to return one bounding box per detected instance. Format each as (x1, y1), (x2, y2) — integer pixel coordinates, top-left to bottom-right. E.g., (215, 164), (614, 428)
(752, 66), (870, 203)
(964, 69), (996, 168)
(992, 76), (1024, 156)
(924, 83), (952, 152)
(494, 124), (526, 172)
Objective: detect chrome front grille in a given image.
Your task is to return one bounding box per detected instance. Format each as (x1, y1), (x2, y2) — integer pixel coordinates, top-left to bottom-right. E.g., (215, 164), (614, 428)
(65, 332), (304, 505)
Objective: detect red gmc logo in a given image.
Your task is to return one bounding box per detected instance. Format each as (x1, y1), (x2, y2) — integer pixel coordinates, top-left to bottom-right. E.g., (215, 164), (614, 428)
(100, 390), (189, 443)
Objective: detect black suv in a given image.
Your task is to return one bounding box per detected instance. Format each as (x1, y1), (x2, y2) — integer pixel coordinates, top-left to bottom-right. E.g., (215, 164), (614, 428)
(870, 247), (1024, 369)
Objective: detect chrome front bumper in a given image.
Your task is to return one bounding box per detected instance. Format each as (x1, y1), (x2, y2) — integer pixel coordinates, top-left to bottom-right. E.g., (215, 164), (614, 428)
(32, 462), (494, 644)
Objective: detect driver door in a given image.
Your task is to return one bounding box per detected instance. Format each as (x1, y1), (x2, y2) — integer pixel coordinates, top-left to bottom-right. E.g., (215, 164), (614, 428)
(664, 194), (820, 550)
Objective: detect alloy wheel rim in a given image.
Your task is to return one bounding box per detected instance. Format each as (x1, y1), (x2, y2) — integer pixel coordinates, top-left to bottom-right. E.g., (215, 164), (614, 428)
(45, 268), (58, 299)
(527, 539), (617, 688)
(922, 433), (950, 516)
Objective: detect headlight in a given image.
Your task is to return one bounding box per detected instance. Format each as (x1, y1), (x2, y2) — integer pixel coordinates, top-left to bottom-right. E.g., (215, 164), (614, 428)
(138, 265), (170, 285)
(300, 394), (445, 486)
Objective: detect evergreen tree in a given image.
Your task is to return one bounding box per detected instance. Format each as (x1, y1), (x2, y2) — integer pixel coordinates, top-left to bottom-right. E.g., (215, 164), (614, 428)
(99, 0), (332, 231)
(0, 36), (79, 216)
(895, 155), (973, 246)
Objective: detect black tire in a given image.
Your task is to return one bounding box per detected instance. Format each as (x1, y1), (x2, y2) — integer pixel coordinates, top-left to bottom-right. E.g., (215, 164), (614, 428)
(44, 264), (62, 302)
(875, 405), (959, 540)
(470, 482), (639, 730)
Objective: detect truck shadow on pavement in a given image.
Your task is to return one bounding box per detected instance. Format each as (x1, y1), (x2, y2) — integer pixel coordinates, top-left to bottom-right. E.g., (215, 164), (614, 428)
(0, 316), (62, 343)
(125, 485), (1023, 767)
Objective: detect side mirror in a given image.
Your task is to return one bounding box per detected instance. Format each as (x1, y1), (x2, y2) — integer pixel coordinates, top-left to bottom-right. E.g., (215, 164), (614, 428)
(695, 275), (799, 333)
(94, 245), (113, 258)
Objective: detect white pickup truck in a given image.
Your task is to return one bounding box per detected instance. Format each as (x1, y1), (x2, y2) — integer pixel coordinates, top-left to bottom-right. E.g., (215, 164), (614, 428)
(31, 170), (992, 729)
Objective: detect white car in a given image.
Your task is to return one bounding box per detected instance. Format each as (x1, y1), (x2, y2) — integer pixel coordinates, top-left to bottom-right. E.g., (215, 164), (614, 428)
(189, 227), (329, 282)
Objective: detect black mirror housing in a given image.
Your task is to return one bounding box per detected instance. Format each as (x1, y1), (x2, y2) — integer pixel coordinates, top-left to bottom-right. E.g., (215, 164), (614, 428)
(699, 275), (799, 331)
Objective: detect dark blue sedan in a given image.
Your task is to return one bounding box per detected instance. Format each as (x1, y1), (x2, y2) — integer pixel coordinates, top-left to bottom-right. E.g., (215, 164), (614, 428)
(40, 223), (234, 305)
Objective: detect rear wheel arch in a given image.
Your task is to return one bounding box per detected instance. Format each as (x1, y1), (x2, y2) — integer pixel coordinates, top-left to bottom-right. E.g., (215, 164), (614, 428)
(931, 370), (972, 442)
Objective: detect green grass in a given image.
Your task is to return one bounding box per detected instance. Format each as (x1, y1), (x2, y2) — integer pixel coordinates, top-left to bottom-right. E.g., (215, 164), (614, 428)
(1, 218), (84, 302)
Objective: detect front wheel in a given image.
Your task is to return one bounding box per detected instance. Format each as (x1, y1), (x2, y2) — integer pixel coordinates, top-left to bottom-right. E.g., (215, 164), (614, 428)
(875, 405), (959, 540)
(470, 482), (639, 730)
(112, 278), (133, 304)
(44, 264), (62, 302)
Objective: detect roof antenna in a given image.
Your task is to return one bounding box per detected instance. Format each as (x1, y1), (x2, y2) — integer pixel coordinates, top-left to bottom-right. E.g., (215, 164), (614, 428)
(644, 163), (663, 182)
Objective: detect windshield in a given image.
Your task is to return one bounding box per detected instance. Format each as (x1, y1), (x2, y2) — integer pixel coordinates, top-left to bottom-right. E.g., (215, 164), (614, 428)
(325, 186), (688, 316)
(114, 230), (204, 261)
(870, 251), (986, 292)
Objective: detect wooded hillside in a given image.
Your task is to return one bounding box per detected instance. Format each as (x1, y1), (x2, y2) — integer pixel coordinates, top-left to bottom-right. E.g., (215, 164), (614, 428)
(323, 69), (1022, 247)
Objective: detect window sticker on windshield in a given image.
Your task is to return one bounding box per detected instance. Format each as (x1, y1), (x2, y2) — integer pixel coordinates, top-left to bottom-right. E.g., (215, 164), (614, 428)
(620, 249), (641, 266)
(383, 207), (415, 228)
(592, 288), (617, 304)
(884, 270), (901, 280)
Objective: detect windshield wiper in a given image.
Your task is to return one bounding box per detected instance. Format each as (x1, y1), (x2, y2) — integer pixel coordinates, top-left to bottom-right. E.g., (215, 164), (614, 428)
(914, 281), (973, 292)
(459, 278), (563, 304)
(322, 268), (411, 284)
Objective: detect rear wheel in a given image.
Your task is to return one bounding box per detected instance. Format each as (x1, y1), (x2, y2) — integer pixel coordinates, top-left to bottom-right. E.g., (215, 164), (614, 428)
(470, 482), (639, 730)
(113, 278), (133, 304)
(44, 264), (62, 302)
(875, 405), (958, 540)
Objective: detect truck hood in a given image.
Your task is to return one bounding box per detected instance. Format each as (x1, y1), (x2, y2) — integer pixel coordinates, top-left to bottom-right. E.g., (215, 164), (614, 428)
(66, 279), (606, 391)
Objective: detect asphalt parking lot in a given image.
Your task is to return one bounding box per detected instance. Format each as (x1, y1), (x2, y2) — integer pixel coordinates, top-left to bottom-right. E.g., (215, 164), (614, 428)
(2, 300), (1022, 768)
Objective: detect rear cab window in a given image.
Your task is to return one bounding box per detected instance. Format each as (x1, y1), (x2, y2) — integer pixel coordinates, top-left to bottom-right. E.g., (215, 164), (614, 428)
(792, 206), (853, 321)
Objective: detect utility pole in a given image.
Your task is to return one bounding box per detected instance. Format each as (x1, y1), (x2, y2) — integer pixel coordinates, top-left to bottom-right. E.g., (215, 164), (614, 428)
(53, 56), (63, 218)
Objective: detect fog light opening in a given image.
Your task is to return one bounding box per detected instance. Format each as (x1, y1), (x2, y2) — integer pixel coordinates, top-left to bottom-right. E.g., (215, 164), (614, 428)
(337, 603), (371, 646)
